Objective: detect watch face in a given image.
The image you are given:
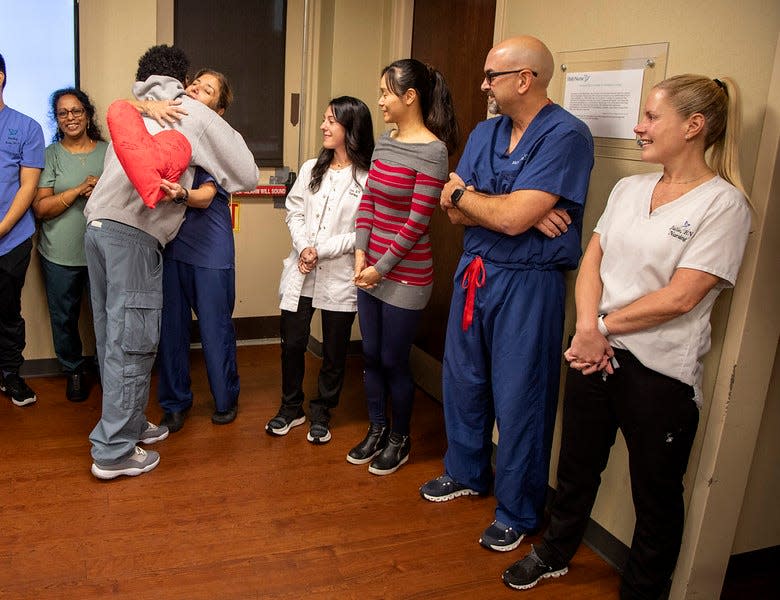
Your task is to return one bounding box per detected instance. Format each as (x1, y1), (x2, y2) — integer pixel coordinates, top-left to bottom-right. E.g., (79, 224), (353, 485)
(452, 187), (465, 205)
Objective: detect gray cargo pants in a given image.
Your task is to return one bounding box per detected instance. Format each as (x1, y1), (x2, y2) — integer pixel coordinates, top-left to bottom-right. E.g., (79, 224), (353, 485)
(85, 219), (163, 464)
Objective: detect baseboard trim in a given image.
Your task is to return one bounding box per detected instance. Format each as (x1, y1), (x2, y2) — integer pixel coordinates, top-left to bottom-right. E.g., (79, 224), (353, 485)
(20, 315), (282, 378)
(581, 513), (629, 573)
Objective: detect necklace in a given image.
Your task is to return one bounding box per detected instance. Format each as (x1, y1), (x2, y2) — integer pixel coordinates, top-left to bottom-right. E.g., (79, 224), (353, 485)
(658, 171), (712, 185)
(62, 139), (96, 167)
(331, 160), (351, 170)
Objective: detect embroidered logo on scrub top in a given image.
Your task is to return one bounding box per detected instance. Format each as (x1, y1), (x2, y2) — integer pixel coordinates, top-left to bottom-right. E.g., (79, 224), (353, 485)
(5, 128), (20, 145)
(511, 154), (528, 166)
(668, 220), (694, 242)
(348, 184), (362, 198)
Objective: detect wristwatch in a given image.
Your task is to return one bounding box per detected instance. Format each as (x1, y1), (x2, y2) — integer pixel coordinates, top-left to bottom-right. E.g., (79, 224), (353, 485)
(450, 187), (466, 206)
(174, 188), (189, 205)
(597, 314), (610, 337)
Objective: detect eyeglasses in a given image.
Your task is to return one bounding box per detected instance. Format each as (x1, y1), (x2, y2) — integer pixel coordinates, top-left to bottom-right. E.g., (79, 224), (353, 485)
(56, 107), (85, 119)
(484, 68), (538, 85)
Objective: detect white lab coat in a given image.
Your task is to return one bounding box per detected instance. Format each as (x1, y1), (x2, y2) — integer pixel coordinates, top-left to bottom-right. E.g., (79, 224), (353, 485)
(279, 158), (368, 312)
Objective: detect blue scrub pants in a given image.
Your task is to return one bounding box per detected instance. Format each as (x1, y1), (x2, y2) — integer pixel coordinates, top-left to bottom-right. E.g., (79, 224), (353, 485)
(157, 257), (239, 414)
(442, 253), (565, 531)
(39, 254), (90, 373)
(85, 220), (162, 463)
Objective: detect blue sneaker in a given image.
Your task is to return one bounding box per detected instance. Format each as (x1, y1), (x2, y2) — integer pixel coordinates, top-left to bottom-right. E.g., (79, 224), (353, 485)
(479, 520), (524, 552)
(419, 474), (480, 502)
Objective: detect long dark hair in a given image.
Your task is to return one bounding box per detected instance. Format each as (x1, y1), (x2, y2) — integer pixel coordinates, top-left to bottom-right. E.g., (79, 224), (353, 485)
(309, 96), (375, 193)
(382, 58), (459, 155)
(50, 88), (104, 143)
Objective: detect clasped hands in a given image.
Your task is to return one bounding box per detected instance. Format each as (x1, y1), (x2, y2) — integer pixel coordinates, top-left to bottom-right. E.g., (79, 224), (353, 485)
(563, 329), (615, 376)
(298, 247), (318, 274)
(353, 249), (381, 289)
(80, 175), (99, 198)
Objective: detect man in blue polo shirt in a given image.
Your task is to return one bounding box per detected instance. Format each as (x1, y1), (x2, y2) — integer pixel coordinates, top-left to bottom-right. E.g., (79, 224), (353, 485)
(0, 53), (45, 407)
(420, 36), (594, 553)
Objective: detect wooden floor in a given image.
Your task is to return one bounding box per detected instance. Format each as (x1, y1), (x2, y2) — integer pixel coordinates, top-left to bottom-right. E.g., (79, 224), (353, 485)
(0, 344), (620, 599)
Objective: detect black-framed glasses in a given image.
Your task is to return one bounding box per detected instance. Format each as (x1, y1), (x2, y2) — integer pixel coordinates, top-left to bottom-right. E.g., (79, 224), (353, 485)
(484, 68), (538, 85)
(56, 107), (85, 119)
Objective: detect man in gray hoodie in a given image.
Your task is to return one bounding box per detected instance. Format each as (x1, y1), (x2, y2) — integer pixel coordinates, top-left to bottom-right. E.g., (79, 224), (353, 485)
(84, 45), (258, 480)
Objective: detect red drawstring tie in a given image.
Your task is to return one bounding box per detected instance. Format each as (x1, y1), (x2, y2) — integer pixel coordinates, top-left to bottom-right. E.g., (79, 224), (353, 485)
(461, 256), (486, 331)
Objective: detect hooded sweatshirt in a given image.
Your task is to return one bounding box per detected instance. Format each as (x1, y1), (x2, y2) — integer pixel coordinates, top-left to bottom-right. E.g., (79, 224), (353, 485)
(84, 75), (258, 245)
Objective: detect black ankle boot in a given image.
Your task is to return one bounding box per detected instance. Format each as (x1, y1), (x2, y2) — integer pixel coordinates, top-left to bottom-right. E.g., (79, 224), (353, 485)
(368, 432), (410, 475)
(346, 423), (388, 465)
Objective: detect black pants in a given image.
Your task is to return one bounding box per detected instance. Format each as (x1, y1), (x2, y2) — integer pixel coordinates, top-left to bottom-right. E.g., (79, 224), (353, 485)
(0, 238), (32, 372)
(538, 349), (699, 600)
(280, 296), (355, 423)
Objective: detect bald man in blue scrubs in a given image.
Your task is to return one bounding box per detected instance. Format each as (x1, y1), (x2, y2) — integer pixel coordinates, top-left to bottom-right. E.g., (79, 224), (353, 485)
(420, 35), (594, 553)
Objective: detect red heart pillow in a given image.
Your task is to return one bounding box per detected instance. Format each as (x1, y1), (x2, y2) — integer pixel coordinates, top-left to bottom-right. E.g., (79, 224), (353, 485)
(107, 99), (192, 208)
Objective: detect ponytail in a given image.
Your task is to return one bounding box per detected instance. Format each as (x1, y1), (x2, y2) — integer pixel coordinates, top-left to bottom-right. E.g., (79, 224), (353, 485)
(425, 67), (459, 155)
(709, 77), (744, 194)
(655, 74), (745, 195)
(382, 59), (459, 155)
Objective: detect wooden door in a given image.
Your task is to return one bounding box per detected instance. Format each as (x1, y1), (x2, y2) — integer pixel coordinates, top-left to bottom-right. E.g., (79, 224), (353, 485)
(411, 0), (496, 375)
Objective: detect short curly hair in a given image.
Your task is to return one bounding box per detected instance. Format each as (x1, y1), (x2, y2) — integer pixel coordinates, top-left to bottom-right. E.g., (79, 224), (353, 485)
(135, 45), (189, 83)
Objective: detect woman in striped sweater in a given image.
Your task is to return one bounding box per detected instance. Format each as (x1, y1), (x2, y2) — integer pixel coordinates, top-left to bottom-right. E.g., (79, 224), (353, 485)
(347, 58), (458, 475)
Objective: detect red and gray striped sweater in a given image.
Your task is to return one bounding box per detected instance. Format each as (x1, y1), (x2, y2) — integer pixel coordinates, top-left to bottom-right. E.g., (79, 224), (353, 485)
(355, 132), (448, 310)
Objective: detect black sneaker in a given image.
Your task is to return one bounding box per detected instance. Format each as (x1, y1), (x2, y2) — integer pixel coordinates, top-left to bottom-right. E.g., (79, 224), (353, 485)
(307, 421), (331, 444)
(66, 368), (90, 402)
(212, 404), (238, 425)
(265, 408), (305, 436)
(1, 372), (37, 407)
(502, 546), (568, 590)
(346, 423), (388, 464)
(160, 410), (189, 433)
(368, 432), (410, 475)
(479, 520), (524, 552)
(420, 474), (480, 502)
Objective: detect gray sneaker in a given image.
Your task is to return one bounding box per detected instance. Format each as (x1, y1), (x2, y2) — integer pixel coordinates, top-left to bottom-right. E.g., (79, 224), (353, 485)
(91, 446), (160, 480)
(139, 421), (169, 445)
